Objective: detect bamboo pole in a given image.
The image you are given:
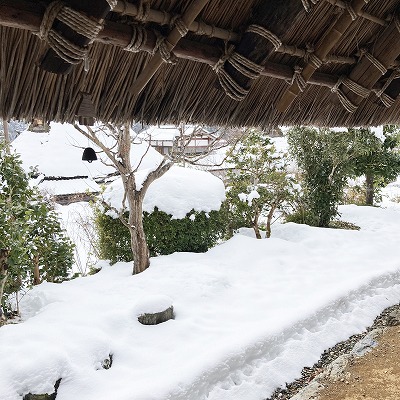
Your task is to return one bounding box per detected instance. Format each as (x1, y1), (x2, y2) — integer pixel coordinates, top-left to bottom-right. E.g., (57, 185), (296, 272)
(276, 0), (369, 112)
(0, 0), (358, 92)
(129, 0), (211, 97)
(113, 0), (240, 43)
(324, 0), (388, 27)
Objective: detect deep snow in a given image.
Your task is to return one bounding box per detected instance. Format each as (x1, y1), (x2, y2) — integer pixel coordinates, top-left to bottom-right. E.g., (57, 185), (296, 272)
(3, 123), (400, 400)
(1, 204), (400, 400)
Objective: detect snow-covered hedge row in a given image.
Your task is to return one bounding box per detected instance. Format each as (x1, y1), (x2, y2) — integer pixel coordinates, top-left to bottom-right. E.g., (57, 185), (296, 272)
(94, 206), (229, 263)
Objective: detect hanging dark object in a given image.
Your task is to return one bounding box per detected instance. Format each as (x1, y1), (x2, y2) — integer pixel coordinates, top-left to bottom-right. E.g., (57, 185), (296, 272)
(82, 147), (97, 163)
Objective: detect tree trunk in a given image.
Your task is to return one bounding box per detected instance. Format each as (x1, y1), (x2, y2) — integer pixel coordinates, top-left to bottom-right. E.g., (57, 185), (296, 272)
(33, 254), (41, 285)
(365, 172), (374, 206)
(0, 249), (10, 321)
(128, 190), (150, 274)
(266, 206), (276, 239)
(252, 210), (262, 239)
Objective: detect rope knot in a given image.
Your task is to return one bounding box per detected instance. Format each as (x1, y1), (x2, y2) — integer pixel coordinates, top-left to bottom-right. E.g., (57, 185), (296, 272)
(153, 32), (177, 64)
(38, 1), (104, 70)
(305, 44), (322, 69)
(170, 15), (189, 37)
(246, 25), (282, 51)
(345, 2), (358, 20)
(124, 24), (147, 53)
(358, 48), (387, 75)
(137, 0), (150, 22)
(213, 45), (234, 73)
(291, 66), (307, 92)
(331, 76), (358, 113)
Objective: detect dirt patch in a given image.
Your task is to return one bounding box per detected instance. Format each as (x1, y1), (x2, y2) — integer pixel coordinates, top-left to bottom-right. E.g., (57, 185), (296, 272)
(266, 304), (400, 400)
(318, 326), (400, 400)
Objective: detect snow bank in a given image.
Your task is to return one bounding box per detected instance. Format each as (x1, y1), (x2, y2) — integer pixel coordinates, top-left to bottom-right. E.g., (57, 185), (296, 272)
(102, 166), (226, 218)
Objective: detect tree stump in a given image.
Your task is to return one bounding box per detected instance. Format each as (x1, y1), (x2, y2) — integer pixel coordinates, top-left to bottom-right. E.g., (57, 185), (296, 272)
(134, 295), (174, 325)
(23, 379), (61, 400)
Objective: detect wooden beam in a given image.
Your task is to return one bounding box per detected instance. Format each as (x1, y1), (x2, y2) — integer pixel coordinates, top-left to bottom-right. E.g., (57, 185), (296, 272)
(275, 0), (368, 112)
(220, 0), (305, 97)
(113, 0), (241, 43)
(340, 17), (400, 107)
(38, 0), (112, 74)
(129, 0), (210, 97)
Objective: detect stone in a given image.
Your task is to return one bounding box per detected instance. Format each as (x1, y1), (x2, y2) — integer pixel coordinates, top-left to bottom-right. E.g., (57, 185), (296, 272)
(324, 354), (352, 381)
(351, 328), (383, 357)
(23, 379), (61, 400)
(387, 309), (400, 326)
(289, 381), (324, 400)
(138, 306), (174, 325)
(101, 354), (113, 370)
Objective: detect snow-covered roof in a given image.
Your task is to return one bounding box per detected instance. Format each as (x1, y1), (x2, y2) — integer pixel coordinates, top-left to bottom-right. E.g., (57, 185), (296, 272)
(38, 178), (101, 196)
(11, 123), (164, 179)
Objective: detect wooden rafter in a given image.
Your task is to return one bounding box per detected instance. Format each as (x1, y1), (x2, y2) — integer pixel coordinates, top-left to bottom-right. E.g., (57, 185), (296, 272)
(0, 0), (340, 89)
(340, 16), (400, 109)
(275, 0), (369, 113)
(38, 0), (112, 74)
(129, 0), (211, 97)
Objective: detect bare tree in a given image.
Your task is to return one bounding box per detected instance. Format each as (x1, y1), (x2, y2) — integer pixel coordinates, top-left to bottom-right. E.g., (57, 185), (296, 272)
(74, 123), (239, 275)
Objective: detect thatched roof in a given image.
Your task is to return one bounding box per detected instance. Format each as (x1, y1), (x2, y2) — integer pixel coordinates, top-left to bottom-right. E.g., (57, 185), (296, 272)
(1, 0), (400, 127)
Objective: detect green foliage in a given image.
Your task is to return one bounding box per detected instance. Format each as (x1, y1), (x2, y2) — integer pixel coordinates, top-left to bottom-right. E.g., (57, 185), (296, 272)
(0, 145), (74, 311)
(350, 126), (400, 203)
(26, 199), (75, 283)
(225, 130), (297, 237)
(95, 206), (229, 264)
(287, 127), (370, 227)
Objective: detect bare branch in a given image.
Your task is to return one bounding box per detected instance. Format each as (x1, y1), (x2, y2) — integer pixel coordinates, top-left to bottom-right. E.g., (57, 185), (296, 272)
(133, 140), (152, 173)
(140, 158), (173, 195)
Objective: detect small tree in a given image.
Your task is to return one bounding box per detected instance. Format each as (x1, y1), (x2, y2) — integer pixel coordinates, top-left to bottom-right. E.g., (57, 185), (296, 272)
(0, 145), (73, 317)
(25, 199), (74, 285)
(287, 127), (370, 227)
(74, 123), (233, 274)
(226, 130), (295, 238)
(350, 126), (400, 205)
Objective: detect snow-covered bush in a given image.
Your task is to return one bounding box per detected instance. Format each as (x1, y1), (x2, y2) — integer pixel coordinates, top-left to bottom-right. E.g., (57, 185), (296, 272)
(225, 130), (296, 238)
(94, 206), (229, 263)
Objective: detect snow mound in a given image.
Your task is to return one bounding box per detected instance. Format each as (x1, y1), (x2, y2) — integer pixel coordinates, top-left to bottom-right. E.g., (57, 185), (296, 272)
(103, 165), (226, 218)
(1, 205), (400, 399)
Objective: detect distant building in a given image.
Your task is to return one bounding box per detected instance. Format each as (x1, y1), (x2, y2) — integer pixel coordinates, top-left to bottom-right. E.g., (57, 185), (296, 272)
(144, 125), (218, 156)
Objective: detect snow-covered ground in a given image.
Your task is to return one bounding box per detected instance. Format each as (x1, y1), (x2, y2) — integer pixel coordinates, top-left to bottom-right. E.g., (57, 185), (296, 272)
(3, 123), (400, 399)
(1, 204), (400, 400)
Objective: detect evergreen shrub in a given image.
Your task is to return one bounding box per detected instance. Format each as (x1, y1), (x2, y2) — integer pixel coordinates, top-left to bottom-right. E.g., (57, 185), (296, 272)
(95, 206), (229, 264)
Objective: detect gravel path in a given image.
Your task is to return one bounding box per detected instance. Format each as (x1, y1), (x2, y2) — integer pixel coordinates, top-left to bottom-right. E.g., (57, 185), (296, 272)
(265, 303), (400, 400)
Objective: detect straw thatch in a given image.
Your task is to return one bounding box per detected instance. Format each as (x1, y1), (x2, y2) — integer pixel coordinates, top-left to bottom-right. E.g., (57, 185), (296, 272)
(1, 0), (400, 127)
